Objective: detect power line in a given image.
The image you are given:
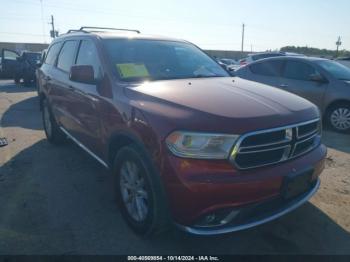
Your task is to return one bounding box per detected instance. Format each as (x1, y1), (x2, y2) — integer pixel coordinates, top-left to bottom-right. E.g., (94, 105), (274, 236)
(7, 0), (243, 29)
(0, 31), (48, 37)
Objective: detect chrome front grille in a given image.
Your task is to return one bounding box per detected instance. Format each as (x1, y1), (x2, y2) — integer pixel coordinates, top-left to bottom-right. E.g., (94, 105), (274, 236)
(231, 119), (321, 170)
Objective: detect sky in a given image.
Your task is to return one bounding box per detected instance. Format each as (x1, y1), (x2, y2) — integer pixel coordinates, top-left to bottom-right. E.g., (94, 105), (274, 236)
(0, 0), (349, 52)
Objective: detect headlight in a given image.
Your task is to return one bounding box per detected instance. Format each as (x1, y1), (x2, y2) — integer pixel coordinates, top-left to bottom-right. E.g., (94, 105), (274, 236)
(166, 131), (239, 159)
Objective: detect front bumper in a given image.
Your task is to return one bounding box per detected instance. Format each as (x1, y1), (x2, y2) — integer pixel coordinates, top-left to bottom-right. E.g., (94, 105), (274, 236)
(176, 178), (320, 235)
(161, 144), (326, 230)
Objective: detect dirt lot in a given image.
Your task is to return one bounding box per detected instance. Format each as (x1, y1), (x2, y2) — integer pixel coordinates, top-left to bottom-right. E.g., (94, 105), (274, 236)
(0, 79), (349, 255)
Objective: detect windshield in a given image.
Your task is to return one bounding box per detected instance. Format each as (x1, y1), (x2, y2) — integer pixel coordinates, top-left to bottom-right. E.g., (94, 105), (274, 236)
(317, 60), (350, 81)
(103, 39), (229, 82)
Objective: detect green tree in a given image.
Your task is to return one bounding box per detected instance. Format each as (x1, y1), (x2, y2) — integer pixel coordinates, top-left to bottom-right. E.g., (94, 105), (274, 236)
(280, 46), (350, 58)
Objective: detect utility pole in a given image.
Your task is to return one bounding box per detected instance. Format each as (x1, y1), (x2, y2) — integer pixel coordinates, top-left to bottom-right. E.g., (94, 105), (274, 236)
(39, 0), (46, 43)
(336, 36), (342, 57)
(49, 15), (56, 38)
(241, 23), (245, 53)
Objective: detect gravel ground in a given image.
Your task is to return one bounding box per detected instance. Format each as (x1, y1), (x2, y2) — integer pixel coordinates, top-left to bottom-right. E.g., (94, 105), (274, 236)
(0, 80), (349, 255)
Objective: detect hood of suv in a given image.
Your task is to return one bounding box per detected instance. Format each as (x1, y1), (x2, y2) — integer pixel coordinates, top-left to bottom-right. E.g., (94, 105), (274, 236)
(127, 77), (317, 119)
(124, 77), (320, 134)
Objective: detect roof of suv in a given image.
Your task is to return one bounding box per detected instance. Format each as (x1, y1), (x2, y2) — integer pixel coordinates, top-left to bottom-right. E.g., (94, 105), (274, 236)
(57, 30), (188, 43)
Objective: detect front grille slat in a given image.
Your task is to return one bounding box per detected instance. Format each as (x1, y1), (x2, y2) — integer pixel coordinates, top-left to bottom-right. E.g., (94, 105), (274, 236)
(297, 121), (319, 139)
(231, 119), (321, 170)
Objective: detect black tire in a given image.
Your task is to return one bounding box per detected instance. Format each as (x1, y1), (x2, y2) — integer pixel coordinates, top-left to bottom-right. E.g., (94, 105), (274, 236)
(113, 144), (171, 236)
(326, 103), (350, 133)
(42, 99), (67, 144)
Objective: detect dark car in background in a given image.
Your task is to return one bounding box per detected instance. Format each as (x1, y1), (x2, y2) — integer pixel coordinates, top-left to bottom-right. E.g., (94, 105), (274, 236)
(0, 49), (41, 85)
(235, 56), (350, 132)
(0, 49), (20, 78)
(337, 57), (350, 68)
(37, 27), (326, 236)
(14, 51), (41, 85)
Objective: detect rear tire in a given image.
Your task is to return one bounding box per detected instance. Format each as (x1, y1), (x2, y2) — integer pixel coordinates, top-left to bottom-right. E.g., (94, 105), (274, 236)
(113, 144), (170, 237)
(42, 99), (66, 144)
(326, 103), (350, 133)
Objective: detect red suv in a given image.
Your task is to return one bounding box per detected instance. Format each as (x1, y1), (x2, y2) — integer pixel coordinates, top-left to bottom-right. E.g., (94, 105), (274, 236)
(37, 27), (327, 236)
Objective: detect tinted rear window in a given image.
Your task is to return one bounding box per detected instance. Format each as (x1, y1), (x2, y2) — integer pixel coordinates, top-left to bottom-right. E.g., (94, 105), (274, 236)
(249, 60), (284, 76)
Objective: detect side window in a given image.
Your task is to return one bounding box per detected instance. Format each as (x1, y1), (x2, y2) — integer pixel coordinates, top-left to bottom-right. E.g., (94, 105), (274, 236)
(76, 40), (102, 79)
(249, 60), (284, 77)
(45, 42), (62, 65)
(283, 61), (318, 81)
(57, 40), (78, 72)
(3, 50), (19, 60)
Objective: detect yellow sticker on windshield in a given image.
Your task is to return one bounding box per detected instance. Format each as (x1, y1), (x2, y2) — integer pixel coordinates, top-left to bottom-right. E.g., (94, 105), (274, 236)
(116, 63), (150, 79)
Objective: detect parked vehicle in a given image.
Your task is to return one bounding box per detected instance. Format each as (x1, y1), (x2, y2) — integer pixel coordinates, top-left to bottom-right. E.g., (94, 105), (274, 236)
(218, 58), (240, 71)
(13, 51), (41, 85)
(337, 57), (350, 68)
(0, 49), (20, 78)
(239, 52), (304, 66)
(215, 58), (239, 74)
(235, 56), (350, 132)
(0, 49), (41, 84)
(37, 27), (326, 236)
(219, 58), (238, 66)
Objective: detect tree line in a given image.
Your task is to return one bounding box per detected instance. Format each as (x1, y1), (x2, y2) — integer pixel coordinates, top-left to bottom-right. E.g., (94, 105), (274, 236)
(280, 46), (350, 58)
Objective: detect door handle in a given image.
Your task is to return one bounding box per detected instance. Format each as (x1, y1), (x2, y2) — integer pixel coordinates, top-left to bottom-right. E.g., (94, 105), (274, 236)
(280, 84), (288, 88)
(44, 76), (51, 81)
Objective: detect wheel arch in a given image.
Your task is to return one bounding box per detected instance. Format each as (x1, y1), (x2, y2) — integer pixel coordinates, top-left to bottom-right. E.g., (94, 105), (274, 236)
(325, 99), (350, 116)
(39, 92), (47, 111)
(107, 131), (153, 169)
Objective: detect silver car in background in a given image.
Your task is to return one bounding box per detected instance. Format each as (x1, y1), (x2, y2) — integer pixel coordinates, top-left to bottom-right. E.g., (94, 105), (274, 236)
(238, 52), (304, 66)
(337, 57), (350, 69)
(235, 57), (350, 133)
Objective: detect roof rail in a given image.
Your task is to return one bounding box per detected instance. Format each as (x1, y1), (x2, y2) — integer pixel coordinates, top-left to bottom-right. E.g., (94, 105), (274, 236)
(79, 26), (140, 34)
(66, 29), (89, 34)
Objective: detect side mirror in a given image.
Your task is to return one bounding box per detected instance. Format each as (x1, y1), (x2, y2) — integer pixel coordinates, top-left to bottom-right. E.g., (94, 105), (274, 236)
(69, 65), (95, 84)
(309, 74), (327, 83)
(36, 61), (42, 68)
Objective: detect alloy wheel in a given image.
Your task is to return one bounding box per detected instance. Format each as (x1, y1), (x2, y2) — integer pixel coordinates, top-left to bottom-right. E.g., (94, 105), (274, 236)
(330, 107), (350, 131)
(119, 161), (149, 222)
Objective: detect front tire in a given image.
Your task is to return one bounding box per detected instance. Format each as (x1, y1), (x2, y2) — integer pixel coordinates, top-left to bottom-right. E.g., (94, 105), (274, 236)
(42, 99), (66, 144)
(326, 103), (350, 133)
(113, 144), (170, 236)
